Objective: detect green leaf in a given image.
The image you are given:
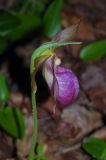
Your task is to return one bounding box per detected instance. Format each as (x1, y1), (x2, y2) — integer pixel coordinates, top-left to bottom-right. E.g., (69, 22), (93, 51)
(80, 39), (106, 61)
(0, 106), (25, 139)
(0, 14), (41, 53)
(82, 137), (106, 159)
(43, 0), (63, 37)
(14, 0), (47, 15)
(37, 143), (44, 156)
(0, 10), (21, 36)
(100, 149), (106, 160)
(8, 14), (41, 41)
(0, 72), (9, 102)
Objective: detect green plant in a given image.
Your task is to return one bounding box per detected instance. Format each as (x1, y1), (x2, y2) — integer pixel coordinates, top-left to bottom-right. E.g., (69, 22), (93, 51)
(0, 72), (25, 139)
(0, 106), (25, 139)
(0, 0), (65, 54)
(0, 9), (40, 54)
(82, 137), (106, 160)
(80, 39), (106, 61)
(0, 72), (9, 103)
(43, 0), (63, 37)
(29, 26), (81, 159)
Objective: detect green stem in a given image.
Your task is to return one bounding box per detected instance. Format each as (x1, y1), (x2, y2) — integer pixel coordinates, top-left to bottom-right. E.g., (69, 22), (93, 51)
(28, 91), (38, 160)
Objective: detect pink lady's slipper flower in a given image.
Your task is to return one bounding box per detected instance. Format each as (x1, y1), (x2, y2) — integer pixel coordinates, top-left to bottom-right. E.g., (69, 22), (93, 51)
(43, 56), (79, 106)
(29, 24), (81, 160)
(31, 24), (81, 107)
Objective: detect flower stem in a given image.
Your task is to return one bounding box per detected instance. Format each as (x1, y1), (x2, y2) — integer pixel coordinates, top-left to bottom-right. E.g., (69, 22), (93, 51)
(28, 91), (38, 160)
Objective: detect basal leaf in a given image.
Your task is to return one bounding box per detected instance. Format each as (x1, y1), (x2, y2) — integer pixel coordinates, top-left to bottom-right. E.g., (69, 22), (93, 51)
(37, 143), (43, 157)
(0, 72), (9, 102)
(43, 0), (63, 37)
(82, 137), (106, 159)
(80, 39), (106, 61)
(0, 106), (25, 139)
(0, 10), (21, 36)
(0, 14), (41, 53)
(8, 14), (41, 41)
(100, 149), (106, 160)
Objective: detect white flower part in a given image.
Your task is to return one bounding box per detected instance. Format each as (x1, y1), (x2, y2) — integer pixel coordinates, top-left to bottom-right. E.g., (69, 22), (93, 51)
(54, 57), (61, 66)
(43, 57), (53, 89)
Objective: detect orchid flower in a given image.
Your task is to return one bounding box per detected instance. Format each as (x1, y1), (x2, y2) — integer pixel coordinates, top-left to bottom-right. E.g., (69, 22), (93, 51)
(29, 24), (81, 160)
(43, 55), (79, 106)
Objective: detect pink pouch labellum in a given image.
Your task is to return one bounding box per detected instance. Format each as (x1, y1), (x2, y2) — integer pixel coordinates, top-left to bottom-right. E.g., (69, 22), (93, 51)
(43, 57), (79, 106)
